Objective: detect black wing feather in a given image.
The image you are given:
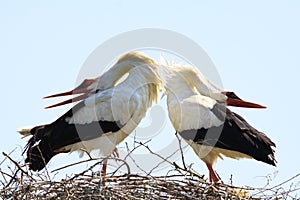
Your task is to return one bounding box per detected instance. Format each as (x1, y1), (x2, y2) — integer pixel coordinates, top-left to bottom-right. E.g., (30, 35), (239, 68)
(180, 106), (276, 166)
(25, 101), (124, 171)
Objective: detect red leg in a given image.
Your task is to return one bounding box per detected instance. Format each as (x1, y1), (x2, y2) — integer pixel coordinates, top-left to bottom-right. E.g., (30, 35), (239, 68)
(100, 148), (119, 186)
(205, 162), (220, 183)
(101, 159), (108, 176)
(112, 147), (119, 158)
(101, 159), (108, 186)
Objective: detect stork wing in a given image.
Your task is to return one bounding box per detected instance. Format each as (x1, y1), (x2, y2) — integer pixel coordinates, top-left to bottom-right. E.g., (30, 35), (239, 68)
(24, 89), (125, 171)
(168, 95), (225, 132)
(179, 100), (276, 166)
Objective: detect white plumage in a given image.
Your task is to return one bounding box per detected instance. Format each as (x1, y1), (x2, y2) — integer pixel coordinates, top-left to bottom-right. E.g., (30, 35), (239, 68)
(21, 52), (162, 172)
(20, 51), (275, 184)
(158, 60), (275, 182)
(159, 63), (225, 132)
(64, 66), (161, 157)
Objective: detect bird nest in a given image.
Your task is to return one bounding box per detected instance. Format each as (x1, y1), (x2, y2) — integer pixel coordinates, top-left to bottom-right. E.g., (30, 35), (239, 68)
(1, 143), (299, 200)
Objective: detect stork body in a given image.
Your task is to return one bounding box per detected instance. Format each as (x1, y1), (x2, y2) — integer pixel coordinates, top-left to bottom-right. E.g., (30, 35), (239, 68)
(20, 52), (161, 171)
(159, 63), (276, 182)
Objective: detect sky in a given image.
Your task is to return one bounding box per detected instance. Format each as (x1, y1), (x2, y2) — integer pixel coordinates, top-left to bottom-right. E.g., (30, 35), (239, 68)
(1, 0), (300, 193)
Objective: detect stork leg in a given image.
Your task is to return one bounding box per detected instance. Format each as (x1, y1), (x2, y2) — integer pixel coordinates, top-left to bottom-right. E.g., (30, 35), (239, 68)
(101, 159), (108, 178)
(100, 159), (108, 186)
(205, 162), (220, 183)
(112, 147), (119, 158)
(100, 147), (120, 186)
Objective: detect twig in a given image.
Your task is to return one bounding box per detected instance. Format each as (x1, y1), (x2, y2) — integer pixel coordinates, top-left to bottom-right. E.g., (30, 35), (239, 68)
(36, 146), (51, 181)
(0, 147), (17, 166)
(1, 146), (299, 199)
(172, 162), (204, 180)
(51, 158), (101, 173)
(252, 172), (300, 197)
(80, 148), (93, 160)
(111, 140), (152, 176)
(2, 152), (35, 181)
(175, 132), (188, 170)
(137, 141), (174, 166)
(124, 142), (149, 175)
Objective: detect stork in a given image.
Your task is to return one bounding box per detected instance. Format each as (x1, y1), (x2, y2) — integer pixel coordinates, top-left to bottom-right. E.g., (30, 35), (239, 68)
(19, 52), (161, 175)
(159, 61), (276, 183)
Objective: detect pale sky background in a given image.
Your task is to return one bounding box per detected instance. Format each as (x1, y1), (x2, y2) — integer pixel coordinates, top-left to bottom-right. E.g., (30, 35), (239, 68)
(1, 0), (300, 193)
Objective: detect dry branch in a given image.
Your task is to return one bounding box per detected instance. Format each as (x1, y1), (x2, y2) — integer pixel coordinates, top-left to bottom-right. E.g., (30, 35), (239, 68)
(1, 142), (299, 199)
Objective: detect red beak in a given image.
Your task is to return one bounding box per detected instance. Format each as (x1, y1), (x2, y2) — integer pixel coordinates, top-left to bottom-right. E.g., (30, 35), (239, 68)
(44, 78), (99, 109)
(222, 91), (267, 109)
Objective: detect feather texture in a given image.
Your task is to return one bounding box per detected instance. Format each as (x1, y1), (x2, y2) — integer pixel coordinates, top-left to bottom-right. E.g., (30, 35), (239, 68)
(159, 61), (276, 183)
(22, 52), (162, 171)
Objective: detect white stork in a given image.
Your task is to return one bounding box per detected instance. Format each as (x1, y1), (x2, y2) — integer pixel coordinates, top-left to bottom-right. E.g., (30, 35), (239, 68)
(19, 52), (161, 174)
(159, 61), (276, 183)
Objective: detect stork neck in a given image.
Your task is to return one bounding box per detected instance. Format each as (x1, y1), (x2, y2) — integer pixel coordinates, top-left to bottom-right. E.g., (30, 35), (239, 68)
(98, 52), (158, 90)
(98, 62), (133, 90)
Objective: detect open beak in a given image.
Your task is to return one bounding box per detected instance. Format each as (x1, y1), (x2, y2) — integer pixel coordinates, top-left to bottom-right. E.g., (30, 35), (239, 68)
(222, 91), (267, 108)
(44, 78), (99, 109)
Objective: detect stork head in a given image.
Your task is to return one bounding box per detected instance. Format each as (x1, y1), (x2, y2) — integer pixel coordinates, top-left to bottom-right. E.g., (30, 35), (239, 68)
(221, 91), (267, 108)
(166, 63), (267, 109)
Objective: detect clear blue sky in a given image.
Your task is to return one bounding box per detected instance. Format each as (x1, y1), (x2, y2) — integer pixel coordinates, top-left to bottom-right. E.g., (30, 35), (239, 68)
(1, 0), (300, 190)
